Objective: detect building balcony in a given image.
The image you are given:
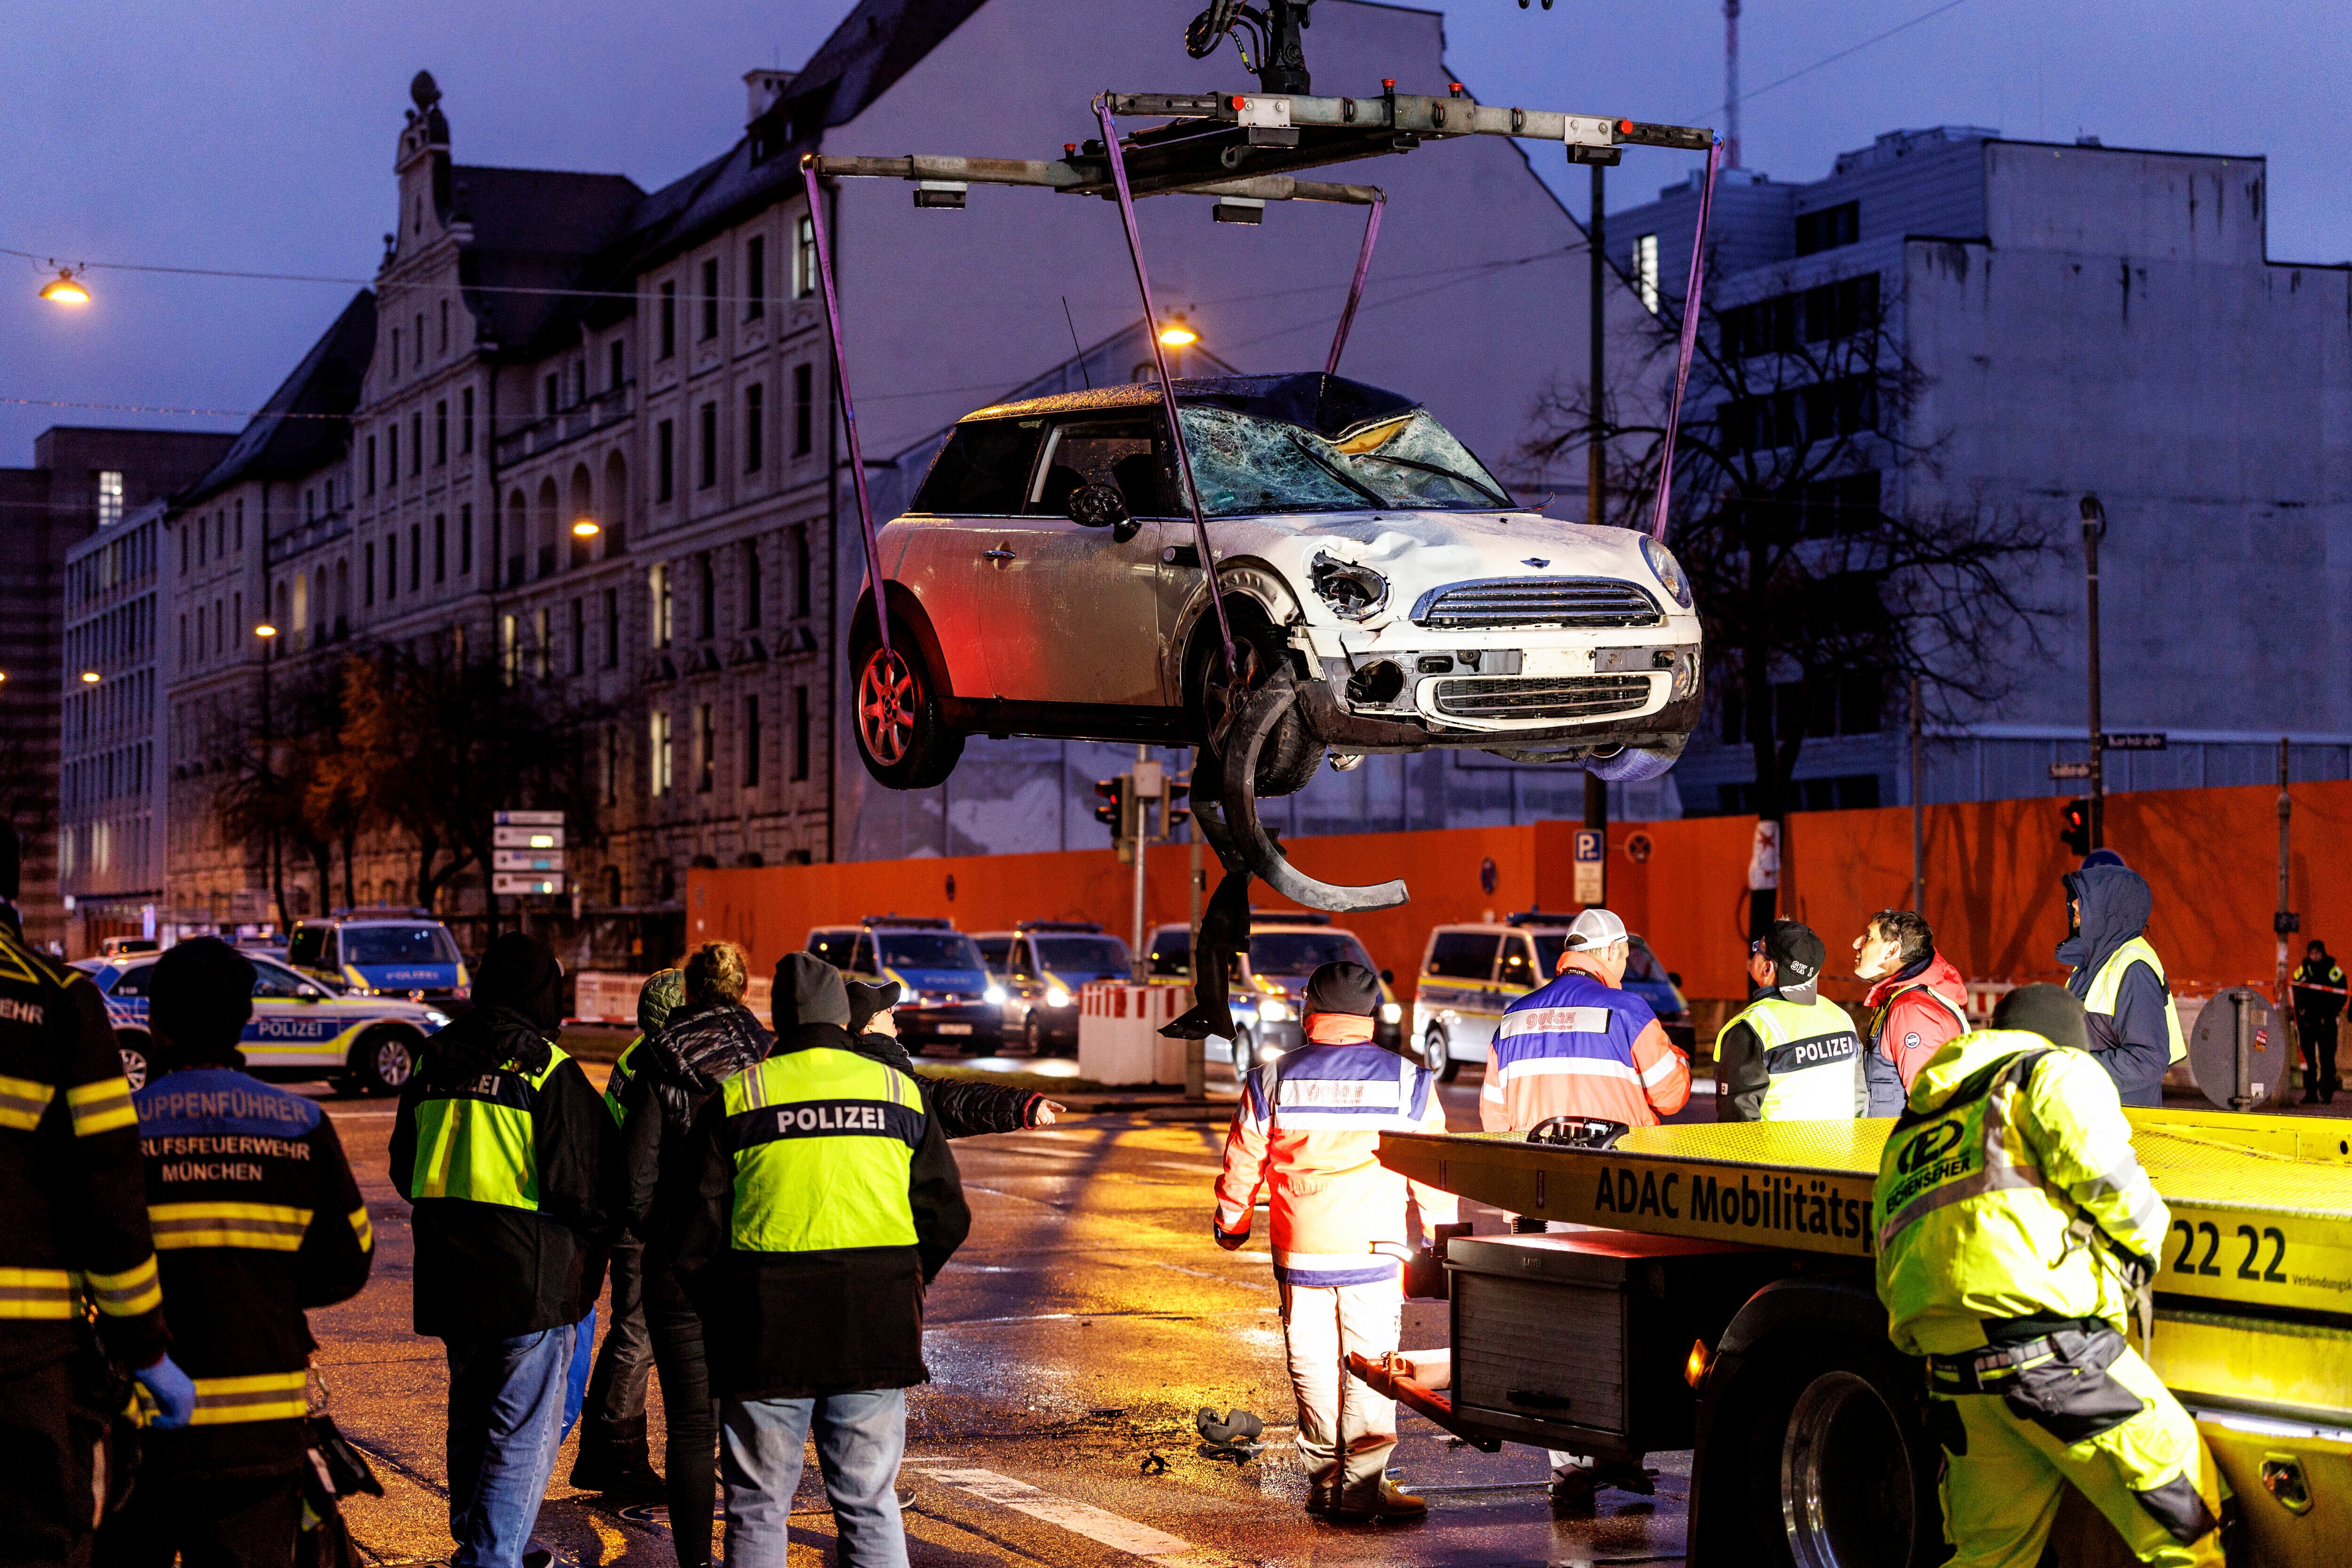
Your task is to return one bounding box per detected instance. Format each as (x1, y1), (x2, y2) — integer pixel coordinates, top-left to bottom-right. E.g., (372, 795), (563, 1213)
(266, 505), (354, 567)
(493, 380), (634, 466)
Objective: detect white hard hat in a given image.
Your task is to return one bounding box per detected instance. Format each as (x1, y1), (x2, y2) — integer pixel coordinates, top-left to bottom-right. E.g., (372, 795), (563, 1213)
(1564, 908), (1629, 949)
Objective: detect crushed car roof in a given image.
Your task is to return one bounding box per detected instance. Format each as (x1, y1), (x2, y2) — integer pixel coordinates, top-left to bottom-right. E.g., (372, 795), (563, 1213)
(963, 373), (1420, 438)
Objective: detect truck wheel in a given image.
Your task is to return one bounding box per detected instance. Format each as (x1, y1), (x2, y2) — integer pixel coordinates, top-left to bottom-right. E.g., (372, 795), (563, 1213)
(1709, 1345), (1940, 1568)
(116, 1033), (151, 1091)
(1421, 1025), (1460, 1083)
(352, 1029), (421, 1096)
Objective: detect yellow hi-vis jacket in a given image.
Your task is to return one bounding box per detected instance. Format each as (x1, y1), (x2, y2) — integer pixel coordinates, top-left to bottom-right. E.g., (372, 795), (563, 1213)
(722, 1046), (925, 1254)
(1717, 993), (1864, 1120)
(1873, 1029), (2168, 1357)
(2079, 937), (2188, 1065)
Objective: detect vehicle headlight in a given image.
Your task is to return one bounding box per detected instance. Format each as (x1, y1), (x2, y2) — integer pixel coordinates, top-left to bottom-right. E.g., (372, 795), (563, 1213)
(1381, 1002), (1403, 1025)
(423, 1009), (452, 1029)
(1045, 987), (1073, 1008)
(1258, 1000), (1293, 1023)
(1668, 647), (1699, 701)
(1309, 552), (1389, 620)
(1639, 535), (1693, 609)
(983, 984), (1007, 1005)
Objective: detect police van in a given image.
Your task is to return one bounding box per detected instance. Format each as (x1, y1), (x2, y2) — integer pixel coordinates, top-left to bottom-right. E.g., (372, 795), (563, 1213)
(287, 909), (470, 1004)
(806, 916), (1001, 1053)
(1143, 915), (1404, 1073)
(74, 947), (452, 1095)
(1410, 913), (1691, 1081)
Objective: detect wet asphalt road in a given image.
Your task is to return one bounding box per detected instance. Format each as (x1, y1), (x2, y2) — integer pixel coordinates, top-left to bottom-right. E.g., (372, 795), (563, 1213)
(314, 1063), (1699, 1567)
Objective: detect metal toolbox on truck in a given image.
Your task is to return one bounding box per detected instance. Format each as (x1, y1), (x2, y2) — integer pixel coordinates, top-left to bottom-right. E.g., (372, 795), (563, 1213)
(1447, 1230), (1785, 1459)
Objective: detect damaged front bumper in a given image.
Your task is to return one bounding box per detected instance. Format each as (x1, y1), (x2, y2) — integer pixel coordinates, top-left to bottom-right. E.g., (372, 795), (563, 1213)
(1299, 662), (1704, 764)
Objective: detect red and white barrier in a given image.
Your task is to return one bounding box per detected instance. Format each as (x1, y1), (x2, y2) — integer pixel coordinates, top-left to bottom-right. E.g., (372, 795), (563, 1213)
(1077, 982), (1189, 1086)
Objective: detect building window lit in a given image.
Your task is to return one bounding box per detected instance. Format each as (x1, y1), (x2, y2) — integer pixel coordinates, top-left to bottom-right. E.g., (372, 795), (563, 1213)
(794, 215), (817, 298)
(696, 702), (715, 792)
(650, 708), (674, 796)
(97, 471), (123, 528)
(1635, 233), (1660, 314)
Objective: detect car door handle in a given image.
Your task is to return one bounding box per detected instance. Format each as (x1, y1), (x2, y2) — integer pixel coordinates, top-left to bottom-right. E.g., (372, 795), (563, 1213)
(983, 548), (1016, 564)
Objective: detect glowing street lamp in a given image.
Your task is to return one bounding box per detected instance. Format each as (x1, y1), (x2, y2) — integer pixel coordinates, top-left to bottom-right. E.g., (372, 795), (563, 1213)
(1157, 317), (1199, 348)
(572, 519), (600, 538)
(40, 268), (90, 306)
(254, 624), (278, 639)
(79, 670), (101, 685)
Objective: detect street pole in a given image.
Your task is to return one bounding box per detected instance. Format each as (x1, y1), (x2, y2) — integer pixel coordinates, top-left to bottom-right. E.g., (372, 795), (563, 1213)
(1185, 819), (1205, 1100)
(2278, 738), (2294, 1021)
(1131, 745), (1152, 981)
(1588, 160), (1606, 529)
(1910, 676), (1924, 913)
(2080, 495), (2106, 850)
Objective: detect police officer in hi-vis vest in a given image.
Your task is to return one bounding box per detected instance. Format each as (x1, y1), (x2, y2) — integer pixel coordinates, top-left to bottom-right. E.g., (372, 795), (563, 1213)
(2057, 856), (2185, 1109)
(390, 933), (612, 1568)
(1715, 920), (1866, 1122)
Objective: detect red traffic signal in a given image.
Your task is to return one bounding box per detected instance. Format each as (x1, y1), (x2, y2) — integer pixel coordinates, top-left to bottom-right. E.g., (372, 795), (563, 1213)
(2060, 797), (2092, 856)
(1094, 777), (1128, 836)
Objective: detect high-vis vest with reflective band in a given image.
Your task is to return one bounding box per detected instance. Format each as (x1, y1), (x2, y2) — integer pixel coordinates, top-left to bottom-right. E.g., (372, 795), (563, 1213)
(1873, 1031), (2166, 1357)
(722, 1047), (925, 1254)
(1719, 994), (1862, 1120)
(2078, 937), (2188, 1065)
(603, 1035), (643, 1128)
(407, 1045), (572, 1210)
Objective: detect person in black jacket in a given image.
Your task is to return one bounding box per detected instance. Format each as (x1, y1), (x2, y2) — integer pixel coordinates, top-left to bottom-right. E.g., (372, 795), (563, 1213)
(0, 822), (188, 1568)
(846, 980), (1061, 1136)
(389, 934), (610, 1568)
(609, 943), (772, 1568)
(98, 938), (373, 1568)
(668, 954), (969, 1568)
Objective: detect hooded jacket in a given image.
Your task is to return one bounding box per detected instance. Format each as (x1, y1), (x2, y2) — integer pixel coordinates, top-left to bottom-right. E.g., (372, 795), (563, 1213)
(389, 937), (612, 1338)
(1862, 951), (1971, 1116)
(667, 956), (969, 1399)
(612, 999), (774, 1237)
(846, 981), (1041, 1138)
(2057, 865), (2177, 1108)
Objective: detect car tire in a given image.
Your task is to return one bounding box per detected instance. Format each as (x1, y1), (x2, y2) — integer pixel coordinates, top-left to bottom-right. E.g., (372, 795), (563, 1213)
(1421, 1025), (1460, 1083)
(1024, 1013), (1045, 1055)
(1232, 1029), (1256, 1072)
(1189, 617), (1319, 798)
(352, 1028), (421, 1096)
(1589, 738), (1686, 783)
(116, 1033), (151, 1092)
(850, 624), (964, 790)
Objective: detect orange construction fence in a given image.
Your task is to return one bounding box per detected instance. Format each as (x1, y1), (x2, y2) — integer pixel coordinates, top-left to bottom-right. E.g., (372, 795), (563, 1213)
(685, 778), (2352, 1008)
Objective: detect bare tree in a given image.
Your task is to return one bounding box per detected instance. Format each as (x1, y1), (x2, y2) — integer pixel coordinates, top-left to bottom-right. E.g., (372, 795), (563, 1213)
(1524, 262), (2054, 851)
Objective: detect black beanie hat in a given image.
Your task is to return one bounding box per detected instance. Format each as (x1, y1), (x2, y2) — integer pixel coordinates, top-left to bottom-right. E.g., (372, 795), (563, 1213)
(0, 820), (18, 902)
(1992, 982), (2089, 1052)
(149, 939), (256, 1067)
(475, 932), (564, 1037)
(1303, 961), (1381, 1019)
(1764, 919), (1826, 985)
(847, 979), (901, 1035)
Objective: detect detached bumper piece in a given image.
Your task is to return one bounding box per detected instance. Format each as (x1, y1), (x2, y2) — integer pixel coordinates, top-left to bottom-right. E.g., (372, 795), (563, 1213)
(1217, 670), (1408, 913)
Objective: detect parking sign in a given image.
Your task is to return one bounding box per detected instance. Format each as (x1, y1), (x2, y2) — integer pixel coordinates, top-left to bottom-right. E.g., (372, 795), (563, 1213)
(1573, 829), (1605, 905)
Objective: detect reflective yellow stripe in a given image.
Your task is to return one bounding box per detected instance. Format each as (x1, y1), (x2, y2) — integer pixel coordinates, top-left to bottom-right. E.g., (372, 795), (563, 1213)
(0, 1073), (54, 1130)
(349, 1204), (373, 1252)
(0, 1266), (76, 1319)
(190, 1370), (310, 1426)
(83, 1254), (162, 1316)
(150, 1202), (313, 1252)
(65, 1076), (137, 1136)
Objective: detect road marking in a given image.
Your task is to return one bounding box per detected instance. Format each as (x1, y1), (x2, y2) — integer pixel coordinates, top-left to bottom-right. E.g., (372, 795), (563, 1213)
(908, 1465), (1200, 1564)
(1149, 1161), (1224, 1175)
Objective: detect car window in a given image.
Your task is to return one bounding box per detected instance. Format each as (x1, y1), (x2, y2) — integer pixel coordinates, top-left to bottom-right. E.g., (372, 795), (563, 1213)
(342, 925), (459, 965)
(1532, 933), (1568, 976)
(851, 933), (877, 975)
(288, 926), (328, 968)
(251, 960), (314, 998)
(107, 964), (145, 996)
(1034, 936), (1132, 975)
(1498, 937), (1539, 989)
(1028, 416), (1171, 518)
(1009, 939), (1037, 979)
(875, 932), (985, 971)
(807, 930), (858, 971)
(911, 418), (1044, 515)
(1147, 931), (1191, 978)
(1177, 406), (1509, 517)
(976, 937), (1011, 971)
(1425, 931), (1499, 982)
(1249, 930), (1369, 977)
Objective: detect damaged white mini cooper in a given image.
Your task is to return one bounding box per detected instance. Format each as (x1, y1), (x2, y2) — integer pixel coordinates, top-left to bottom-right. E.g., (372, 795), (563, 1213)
(850, 373), (1701, 803)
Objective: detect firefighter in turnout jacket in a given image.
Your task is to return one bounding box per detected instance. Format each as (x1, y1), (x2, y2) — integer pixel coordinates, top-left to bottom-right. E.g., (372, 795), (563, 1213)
(1874, 984), (2220, 1567)
(1215, 962), (1457, 1523)
(97, 939), (373, 1568)
(390, 933), (612, 1568)
(0, 821), (188, 1568)
(1716, 920), (1865, 1121)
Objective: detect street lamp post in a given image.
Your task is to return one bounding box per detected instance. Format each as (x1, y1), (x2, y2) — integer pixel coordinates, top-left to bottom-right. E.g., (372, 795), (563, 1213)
(255, 623), (282, 933)
(2079, 495), (2107, 850)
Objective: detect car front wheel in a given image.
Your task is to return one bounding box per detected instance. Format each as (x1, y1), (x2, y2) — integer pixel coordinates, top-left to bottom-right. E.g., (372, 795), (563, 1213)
(1421, 1025), (1460, 1083)
(117, 1035), (151, 1091)
(851, 630), (963, 790)
(1024, 1013), (1044, 1055)
(353, 1028), (419, 1096)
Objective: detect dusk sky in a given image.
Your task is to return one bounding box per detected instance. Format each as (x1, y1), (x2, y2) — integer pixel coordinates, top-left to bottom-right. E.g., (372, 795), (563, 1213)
(4, 0), (2342, 463)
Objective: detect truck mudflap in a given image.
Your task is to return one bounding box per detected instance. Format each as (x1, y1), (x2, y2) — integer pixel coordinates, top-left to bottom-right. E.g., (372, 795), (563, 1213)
(1344, 1351), (1502, 1454)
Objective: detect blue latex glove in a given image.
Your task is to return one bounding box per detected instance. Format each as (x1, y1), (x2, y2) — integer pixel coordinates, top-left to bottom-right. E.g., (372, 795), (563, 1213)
(135, 1354), (196, 1430)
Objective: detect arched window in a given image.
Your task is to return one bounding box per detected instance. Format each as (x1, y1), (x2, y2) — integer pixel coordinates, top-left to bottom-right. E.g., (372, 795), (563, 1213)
(603, 449), (629, 552)
(569, 463), (595, 567)
(505, 490), (527, 587)
(536, 477), (560, 578)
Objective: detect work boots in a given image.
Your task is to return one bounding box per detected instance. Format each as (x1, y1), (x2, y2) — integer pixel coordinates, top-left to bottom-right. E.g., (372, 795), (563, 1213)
(568, 1439), (665, 1500)
(1329, 1478), (1427, 1522)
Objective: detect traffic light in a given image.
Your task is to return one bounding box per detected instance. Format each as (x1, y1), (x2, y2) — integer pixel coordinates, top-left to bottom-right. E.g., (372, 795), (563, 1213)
(2060, 797), (2091, 856)
(1094, 777), (1128, 837)
(1165, 780), (1191, 835)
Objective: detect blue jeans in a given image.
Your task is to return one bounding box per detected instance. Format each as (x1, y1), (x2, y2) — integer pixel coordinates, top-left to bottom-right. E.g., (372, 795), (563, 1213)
(719, 1389), (907, 1568)
(444, 1323), (578, 1568)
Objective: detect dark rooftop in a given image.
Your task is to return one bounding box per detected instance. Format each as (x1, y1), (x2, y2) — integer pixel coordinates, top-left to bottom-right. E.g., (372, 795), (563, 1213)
(179, 291), (377, 508)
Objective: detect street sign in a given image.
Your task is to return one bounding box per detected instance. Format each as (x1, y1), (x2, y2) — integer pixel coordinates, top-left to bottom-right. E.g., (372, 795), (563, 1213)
(1625, 832), (1654, 865)
(493, 826), (565, 849)
(2048, 762), (2094, 780)
(1573, 828), (1605, 905)
(2104, 732), (2166, 751)
(493, 872), (566, 897)
(495, 810), (566, 826)
(493, 849), (563, 872)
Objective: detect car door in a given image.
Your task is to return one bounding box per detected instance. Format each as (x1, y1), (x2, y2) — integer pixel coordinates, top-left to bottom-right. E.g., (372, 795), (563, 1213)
(978, 412), (1175, 707)
(899, 416), (1046, 699)
(1421, 931), (1502, 1054)
(246, 957), (346, 1070)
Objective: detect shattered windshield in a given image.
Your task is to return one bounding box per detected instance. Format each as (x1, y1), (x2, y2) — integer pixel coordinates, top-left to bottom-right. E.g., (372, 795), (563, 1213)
(1177, 406), (1509, 517)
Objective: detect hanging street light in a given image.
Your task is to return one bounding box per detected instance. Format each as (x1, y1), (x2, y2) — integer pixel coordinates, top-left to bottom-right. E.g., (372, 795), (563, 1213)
(572, 519), (600, 537)
(254, 623), (278, 639)
(40, 267), (90, 306)
(1157, 316), (1198, 348)
(79, 670), (101, 685)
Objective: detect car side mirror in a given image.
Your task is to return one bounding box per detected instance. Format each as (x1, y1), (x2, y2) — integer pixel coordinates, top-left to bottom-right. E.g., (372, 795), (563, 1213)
(296, 984), (322, 1002)
(1669, 971), (1684, 987)
(1380, 969), (1395, 984)
(1068, 482), (1139, 542)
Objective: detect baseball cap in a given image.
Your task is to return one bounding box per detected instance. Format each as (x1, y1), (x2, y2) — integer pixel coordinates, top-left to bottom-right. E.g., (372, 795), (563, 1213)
(1563, 908), (1629, 949)
(1761, 919), (1826, 984)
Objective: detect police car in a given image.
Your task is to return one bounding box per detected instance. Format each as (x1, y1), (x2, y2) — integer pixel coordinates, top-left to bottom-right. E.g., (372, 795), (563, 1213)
(807, 916), (1001, 1053)
(1143, 915), (1403, 1073)
(286, 909), (470, 1004)
(73, 948), (451, 1096)
(1410, 912), (1691, 1081)
(973, 922), (1133, 1056)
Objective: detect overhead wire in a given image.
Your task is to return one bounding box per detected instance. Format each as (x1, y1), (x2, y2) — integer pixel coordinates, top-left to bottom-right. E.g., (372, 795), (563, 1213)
(1692, 0), (1981, 118)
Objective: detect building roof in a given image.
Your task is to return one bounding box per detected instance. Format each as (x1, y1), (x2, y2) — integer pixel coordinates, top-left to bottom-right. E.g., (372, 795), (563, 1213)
(448, 165), (647, 351)
(177, 291), (376, 508)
